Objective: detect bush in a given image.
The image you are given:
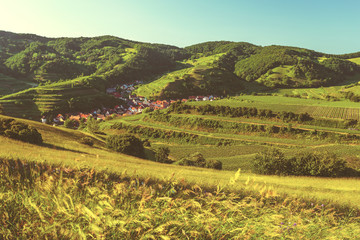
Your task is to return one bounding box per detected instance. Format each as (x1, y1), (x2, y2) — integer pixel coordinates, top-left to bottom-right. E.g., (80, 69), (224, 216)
(205, 159), (222, 170)
(64, 119), (75, 128)
(155, 147), (171, 163)
(290, 152), (347, 177)
(252, 148), (290, 175)
(252, 148), (348, 177)
(106, 134), (145, 158)
(86, 116), (100, 133)
(0, 117), (43, 145)
(175, 152), (222, 170)
(80, 137), (94, 146)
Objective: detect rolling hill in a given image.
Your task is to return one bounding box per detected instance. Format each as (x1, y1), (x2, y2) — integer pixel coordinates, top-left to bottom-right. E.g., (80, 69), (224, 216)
(0, 113), (359, 238)
(1, 30), (360, 119)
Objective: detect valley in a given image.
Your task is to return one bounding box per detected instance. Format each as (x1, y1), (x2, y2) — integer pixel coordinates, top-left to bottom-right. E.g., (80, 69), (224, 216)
(0, 30), (360, 239)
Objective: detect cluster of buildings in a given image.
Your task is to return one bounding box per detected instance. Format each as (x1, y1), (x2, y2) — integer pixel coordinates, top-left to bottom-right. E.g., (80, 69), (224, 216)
(48, 81), (220, 124)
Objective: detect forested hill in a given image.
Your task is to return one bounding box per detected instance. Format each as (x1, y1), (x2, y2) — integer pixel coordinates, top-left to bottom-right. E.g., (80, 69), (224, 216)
(0, 30), (360, 118)
(0, 30), (186, 84)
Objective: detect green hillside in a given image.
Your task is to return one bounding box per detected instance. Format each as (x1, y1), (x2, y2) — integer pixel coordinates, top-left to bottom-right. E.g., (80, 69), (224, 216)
(0, 75), (121, 118)
(1, 31), (360, 117)
(0, 31), (189, 117)
(134, 53), (244, 99)
(0, 73), (37, 96)
(136, 42), (360, 99)
(349, 57), (360, 65)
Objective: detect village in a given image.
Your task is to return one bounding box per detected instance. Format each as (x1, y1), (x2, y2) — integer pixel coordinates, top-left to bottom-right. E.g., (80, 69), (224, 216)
(47, 81), (221, 125)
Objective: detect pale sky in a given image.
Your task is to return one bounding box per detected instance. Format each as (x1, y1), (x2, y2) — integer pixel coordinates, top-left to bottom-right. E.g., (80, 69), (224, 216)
(1, 0), (359, 54)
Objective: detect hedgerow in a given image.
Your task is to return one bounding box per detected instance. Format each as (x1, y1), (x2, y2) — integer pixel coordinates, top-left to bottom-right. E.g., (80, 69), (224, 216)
(252, 148), (357, 177)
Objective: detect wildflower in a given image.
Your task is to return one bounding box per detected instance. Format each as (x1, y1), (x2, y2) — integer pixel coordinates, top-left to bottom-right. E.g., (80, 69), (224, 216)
(321, 204), (324, 207)
(280, 222), (284, 225)
(293, 223), (297, 226)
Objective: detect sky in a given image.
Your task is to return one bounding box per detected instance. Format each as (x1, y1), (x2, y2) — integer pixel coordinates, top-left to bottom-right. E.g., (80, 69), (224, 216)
(1, 0), (359, 54)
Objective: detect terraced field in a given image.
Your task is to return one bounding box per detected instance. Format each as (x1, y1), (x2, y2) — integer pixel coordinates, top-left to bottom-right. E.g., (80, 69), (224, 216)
(0, 73), (37, 96)
(103, 109), (360, 171)
(0, 82), (104, 118)
(189, 95), (360, 120)
(309, 106), (360, 120)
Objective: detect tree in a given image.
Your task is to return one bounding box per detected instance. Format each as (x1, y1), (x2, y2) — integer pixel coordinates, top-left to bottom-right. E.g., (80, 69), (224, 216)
(86, 116), (99, 133)
(64, 119), (75, 128)
(106, 134), (145, 158)
(252, 148), (290, 175)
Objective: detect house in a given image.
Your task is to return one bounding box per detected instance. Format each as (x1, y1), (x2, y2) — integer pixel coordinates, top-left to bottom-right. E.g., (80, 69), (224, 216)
(129, 95), (138, 100)
(196, 96), (204, 101)
(189, 96), (196, 100)
(41, 116), (47, 124)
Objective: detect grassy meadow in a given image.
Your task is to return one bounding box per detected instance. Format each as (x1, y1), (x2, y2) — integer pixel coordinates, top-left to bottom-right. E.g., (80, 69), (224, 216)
(0, 112), (360, 238)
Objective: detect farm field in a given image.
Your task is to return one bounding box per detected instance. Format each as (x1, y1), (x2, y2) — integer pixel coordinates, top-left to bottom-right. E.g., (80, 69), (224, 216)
(188, 95), (360, 120)
(103, 110), (360, 173)
(0, 76), (109, 118)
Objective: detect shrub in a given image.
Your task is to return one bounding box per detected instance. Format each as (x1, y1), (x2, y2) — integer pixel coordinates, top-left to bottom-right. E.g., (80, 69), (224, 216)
(80, 137), (94, 146)
(0, 117), (43, 145)
(155, 147), (171, 163)
(252, 148), (348, 177)
(290, 152), (347, 177)
(78, 118), (87, 130)
(175, 152), (222, 170)
(64, 119), (75, 128)
(252, 148), (290, 175)
(86, 116), (99, 133)
(205, 159), (222, 170)
(106, 134), (145, 158)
